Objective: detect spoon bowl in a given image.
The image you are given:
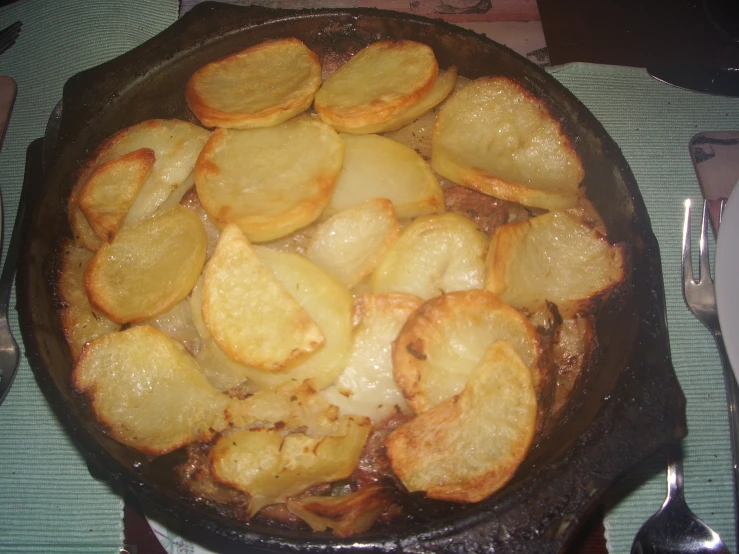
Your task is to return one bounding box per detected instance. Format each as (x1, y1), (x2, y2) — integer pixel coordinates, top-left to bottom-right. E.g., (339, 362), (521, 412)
(631, 444), (730, 554)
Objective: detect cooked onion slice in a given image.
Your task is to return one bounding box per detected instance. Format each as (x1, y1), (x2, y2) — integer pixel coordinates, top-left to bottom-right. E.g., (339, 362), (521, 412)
(85, 205), (207, 324)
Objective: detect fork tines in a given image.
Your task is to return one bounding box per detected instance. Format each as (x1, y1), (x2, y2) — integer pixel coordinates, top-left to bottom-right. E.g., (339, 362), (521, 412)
(0, 21), (22, 56)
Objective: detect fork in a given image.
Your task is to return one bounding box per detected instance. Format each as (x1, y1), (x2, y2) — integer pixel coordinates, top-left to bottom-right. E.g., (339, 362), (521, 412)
(0, 21), (21, 56)
(682, 197), (739, 552)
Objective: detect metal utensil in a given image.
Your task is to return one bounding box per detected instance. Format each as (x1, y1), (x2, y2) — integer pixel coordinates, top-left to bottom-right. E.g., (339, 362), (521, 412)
(647, 66), (739, 97)
(682, 197), (739, 551)
(630, 199), (733, 554)
(0, 21), (21, 56)
(631, 443), (730, 554)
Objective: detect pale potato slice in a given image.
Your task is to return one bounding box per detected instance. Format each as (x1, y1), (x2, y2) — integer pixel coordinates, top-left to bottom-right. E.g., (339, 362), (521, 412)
(201, 224), (324, 372)
(140, 298), (201, 353)
(322, 293), (422, 421)
(314, 40), (438, 132)
(228, 245), (354, 390)
(286, 486), (395, 537)
(306, 198), (400, 288)
(210, 415), (371, 517)
(325, 133), (444, 220)
(85, 205), (207, 324)
(485, 209), (625, 318)
(58, 240), (120, 360)
(195, 118), (344, 242)
(393, 289), (542, 413)
(371, 212), (487, 300)
(432, 77), (584, 210)
(186, 38), (321, 129)
(342, 66), (458, 135)
(72, 326), (253, 456)
(386, 340), (537, 502)
(78, 148), (155, 241)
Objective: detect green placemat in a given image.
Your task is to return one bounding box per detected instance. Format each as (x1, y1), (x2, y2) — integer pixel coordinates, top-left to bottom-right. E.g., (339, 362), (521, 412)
(0, 1), (178, 552)
(549, 62), (739, 553)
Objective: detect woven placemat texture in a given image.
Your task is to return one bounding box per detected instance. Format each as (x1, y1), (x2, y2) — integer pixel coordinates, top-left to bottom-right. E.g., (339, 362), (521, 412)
(549, 62), (739, 554)
(0, 1), (178, 552)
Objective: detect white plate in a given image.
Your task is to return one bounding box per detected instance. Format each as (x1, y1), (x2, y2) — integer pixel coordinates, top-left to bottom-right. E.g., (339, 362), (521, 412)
(716, 183), (739, 381)
(148, 517), (219, 554)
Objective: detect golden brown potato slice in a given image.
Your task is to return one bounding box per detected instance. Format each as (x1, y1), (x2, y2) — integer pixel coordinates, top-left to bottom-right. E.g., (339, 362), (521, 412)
(201, 224), (324, 372)
(325, 133), (444, 220)
(322, 293), (422, 421)
(342, 66), (458, 135)
(485, 209), (625, 318)
(386, 340), (537, 502)
(186, 38), (321, 129)
(371, 212), (487, 300)
(286, 486), (395, 537)
(432, 77), (584, 210)
(58, 241), (120, 360)
(393, 290), (543, 413)
(306, 198), (400, 288)
(72, 326), (253, 455)
(210, 415), (371, 517)
(85, 205), (207, 324)
(195, 118), (344, 242)
(314, 40), (438, 132)
(78, 148), (155, 241)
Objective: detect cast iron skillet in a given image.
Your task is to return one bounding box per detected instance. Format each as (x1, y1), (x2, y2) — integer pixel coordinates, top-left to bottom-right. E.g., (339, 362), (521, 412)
(17, 3), (686, 552)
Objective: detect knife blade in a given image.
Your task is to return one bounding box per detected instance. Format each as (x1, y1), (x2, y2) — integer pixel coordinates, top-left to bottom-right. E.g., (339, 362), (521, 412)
(647, 66), (739, 97)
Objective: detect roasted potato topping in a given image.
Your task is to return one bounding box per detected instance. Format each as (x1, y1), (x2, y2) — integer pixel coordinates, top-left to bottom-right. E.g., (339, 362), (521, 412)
(485, 209), (625, 317)
(314, 40), (438, 132)
(386, 341), (537, 502)
(393, 290), (543, 413)
(85, 205), (207, 324)
(432, 77), (584, 210)
(78, 148), (155, 242)
(210, 415), (371, 517)
(306, 198), (400, 288)
(58, 241), (120, 360)
(371, 212), (487, 300)
(325, 133), (444, 220)
(186, 38), (321, 129)
(195, 118), (344, 242)
(286, 486), (395, 536)
(201, 224), (324, 372)
(72, 326), (253, 456)
(322, 293), (422, 421)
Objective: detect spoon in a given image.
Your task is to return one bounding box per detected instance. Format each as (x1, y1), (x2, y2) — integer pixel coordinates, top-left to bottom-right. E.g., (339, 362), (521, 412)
(631, 443), (730, 554)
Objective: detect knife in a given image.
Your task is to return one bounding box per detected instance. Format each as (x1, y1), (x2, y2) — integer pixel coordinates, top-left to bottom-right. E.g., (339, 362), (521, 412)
(647, 66), (739, 97)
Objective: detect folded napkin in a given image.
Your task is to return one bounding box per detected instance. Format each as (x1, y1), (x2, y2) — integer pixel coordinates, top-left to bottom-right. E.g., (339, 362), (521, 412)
(548, 62), (739, 553)
(0, 1), (178, 552)
(0, 2), (737, 553)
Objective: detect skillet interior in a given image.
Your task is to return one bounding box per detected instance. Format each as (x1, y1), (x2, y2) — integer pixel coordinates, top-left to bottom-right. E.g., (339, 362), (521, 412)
(17, 3), (686, 552)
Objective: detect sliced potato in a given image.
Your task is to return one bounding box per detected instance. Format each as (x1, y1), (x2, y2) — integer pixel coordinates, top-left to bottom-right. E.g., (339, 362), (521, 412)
(343, 66), (458, 134)
(186, 38), (321, 129)
(322, 293), (422, 421)
(78, 148), (155, 241)
(432, 77), (584, 210)
(485, 209), (625, 317)
(72, 326), (252, 455)
(139, 298), (201, 353)
(58, 240), (120, 360)
(287, 486), (395, 537)
(371, 212), (487, 300)
(386, 340), (537, 502)
(201, 224), (324, 372)
(306, 198), (400, 288)
(195, 118), (344, 242)
(210, 415), (371, 517)
(393, 289), (542, 413)
(325, 133), (444, 220)
(85, 205), (207, 324)
(314, 40), (438, 132)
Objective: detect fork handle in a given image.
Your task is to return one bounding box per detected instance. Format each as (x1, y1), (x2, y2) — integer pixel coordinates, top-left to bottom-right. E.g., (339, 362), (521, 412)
(713, 330), (739, 552)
